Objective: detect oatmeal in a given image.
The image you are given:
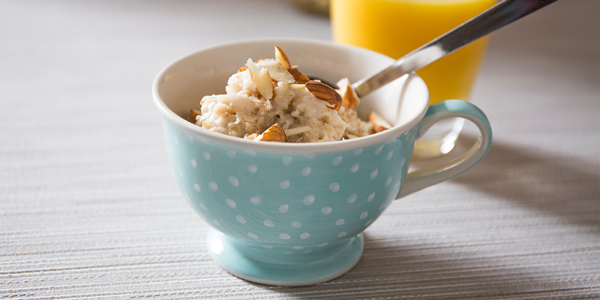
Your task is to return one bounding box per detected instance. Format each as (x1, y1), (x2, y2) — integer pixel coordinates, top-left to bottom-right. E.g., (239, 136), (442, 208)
(192, 46), (387, 143)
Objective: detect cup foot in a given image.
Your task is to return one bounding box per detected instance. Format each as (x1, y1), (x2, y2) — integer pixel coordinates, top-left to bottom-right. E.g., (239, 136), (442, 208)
(206, 228), (364, 286)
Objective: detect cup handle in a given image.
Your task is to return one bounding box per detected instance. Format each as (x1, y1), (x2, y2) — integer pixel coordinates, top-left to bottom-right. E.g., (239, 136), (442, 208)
(397, 100), (493, 199)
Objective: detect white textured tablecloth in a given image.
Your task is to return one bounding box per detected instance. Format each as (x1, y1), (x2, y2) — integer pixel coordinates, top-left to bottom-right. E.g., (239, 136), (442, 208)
(1, 0), (598, 299)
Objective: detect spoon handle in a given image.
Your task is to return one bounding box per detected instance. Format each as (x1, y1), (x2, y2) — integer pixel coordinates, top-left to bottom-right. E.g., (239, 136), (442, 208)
(352, 0), (558, 97)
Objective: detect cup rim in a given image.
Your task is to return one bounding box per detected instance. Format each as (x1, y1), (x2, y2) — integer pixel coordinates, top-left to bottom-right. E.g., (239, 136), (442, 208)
(152, 38), (429, 152)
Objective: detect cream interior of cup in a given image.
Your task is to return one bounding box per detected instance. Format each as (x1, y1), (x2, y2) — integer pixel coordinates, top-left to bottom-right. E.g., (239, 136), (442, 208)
(153, 39), (429, 150)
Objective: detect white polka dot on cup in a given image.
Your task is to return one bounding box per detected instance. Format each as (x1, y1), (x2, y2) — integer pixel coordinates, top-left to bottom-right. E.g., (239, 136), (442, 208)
(303, 195), (315, 205)
(247, 232), (258, 239)
(203, 151), (211, 161)
(190, 159), (197, 168)
(367, 192), (376, 202)
(360, 212), (368, 219)
(227, 150), (236, 159)
(264, 220), (274, 227)
(338, 232), (347, 237)
(379, 202), (389, 211)
(332, 156), (343, 165)
(322, 207), (332, 215)
(193, 183), (201, 192)
(350, 163), (359, 173)
(250, 196), (261, 205)
(353, 148), (363, 155)
(385, 175), (393, 187)
(300, 232), (310, 239)
(263, 245), (273, 249)
(236, 215), (246, 223)
(387, 150), (394, 160)
(279, 205), (289, 213)
(291, 221), (302, 228)
(225, 198), (236, 208)
(248, 165), (257, 173)
(375, 145), (384, 155)
(335, 218), (345, 226)
(293, 246), (303, 250)
(282, 156), (293, 165)
(209, 181), (218, 191)
(279, 233), (291, 240)
(329, 182), (340, 192)
(200, 203), (208, 211)
(228, 176), (239, 187)
(370, 169), (379, 179)
(301, 167), (311, 177)
(348, 194), (357, 203)
(280, 180), (290, 189)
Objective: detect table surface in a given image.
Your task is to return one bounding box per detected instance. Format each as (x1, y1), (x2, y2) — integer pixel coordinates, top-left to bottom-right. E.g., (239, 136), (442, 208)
(1, 0), (598, 299)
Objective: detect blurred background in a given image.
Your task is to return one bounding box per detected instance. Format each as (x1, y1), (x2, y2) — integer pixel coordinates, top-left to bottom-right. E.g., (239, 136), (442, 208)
(1, 0), (598, 299)
(2, 0), (596, 154)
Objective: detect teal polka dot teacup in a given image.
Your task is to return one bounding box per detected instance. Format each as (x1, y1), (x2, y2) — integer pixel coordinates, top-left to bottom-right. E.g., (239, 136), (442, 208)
(152, 39), (492, 286)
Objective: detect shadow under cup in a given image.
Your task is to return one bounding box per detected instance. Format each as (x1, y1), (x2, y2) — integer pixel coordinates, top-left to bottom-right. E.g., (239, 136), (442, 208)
(152, 39), (431, 286)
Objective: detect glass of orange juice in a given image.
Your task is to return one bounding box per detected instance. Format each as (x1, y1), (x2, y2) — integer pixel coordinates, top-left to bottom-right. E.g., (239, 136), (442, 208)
(331, 0), (495, 159)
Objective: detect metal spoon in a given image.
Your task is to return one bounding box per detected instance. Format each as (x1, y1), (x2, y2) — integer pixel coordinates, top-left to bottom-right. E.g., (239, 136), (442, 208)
(352, 0), (558, 97)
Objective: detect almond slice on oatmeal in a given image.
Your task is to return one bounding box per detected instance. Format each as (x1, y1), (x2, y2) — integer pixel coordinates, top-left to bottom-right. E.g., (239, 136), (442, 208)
(284, 125), (312, 136)
(255, 124), (286, 142)
(369, 111), (393, 133)
(247, 58), (274, 100)
(306, 80), (343, 110)
(289, 66), (310, 84)
(255, 58), (295, 84)
(246, 133), (259, 140)
(336, 78), (360, 109)
(275, 45), (291, 70)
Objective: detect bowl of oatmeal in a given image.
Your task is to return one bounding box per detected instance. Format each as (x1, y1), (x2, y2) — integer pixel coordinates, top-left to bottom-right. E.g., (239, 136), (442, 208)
(192, 45), (378, 143)
(152, 39), (491, 286)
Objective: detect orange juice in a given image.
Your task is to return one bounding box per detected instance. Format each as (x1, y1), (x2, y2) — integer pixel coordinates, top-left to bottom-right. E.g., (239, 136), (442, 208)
(331, 0), (495, 105)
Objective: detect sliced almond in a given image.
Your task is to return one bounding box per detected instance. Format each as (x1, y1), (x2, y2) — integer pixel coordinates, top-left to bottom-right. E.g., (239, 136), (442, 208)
(256, 58), (295, 84)
(247, 58), (274, 100)
(336, 78), (360, 109)
(290, 84), (306, 89)
(237, 66), (248, 73)
(369, 111), (393, 133)
(246, 133), (259, 140)
(284, 125), (312, 136)
(190, 109), (201, 122)
(288, 66), (310, 84)
(256, 124), (286, 142)
(274, 45), (291, 70)
(306, 80), (343, 110)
